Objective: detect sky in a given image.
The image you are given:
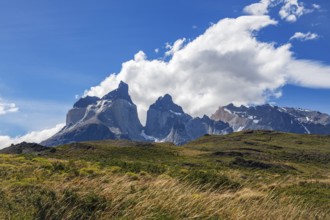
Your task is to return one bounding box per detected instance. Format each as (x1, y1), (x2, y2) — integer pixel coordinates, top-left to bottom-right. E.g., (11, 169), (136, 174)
(0, 0), (330, 147)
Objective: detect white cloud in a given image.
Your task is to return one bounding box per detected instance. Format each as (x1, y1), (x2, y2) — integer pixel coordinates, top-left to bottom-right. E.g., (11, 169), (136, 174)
(84, 10), (330, 126)
(85, 16), (283, 124)
(279, 0), (314, 23)
(154, 48), (159, 53)
(312, 4), (321, 10)
(0, 123), (65, 149)
(85, 13), (330, 125)
(165, 38), (186, 57)
(290, 32), (319, 41)
(244, 0), (272, 15)
(287, 60), (330, 88)
(245, 0), (318, 22)
(0, 101), (18, 115)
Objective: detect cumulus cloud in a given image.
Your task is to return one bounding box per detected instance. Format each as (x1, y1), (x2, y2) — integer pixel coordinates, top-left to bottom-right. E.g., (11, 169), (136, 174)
(0, 101), (18, 115)
(290, 32), (319, 41)
(165, 38), (186, 57)
(312, 4), (321, 10)
(0, 123), (65, 149)
(279, 0), (314, 22)
(243, 0), (272, 15)
(84, 4), (330, 125)
(287, 60), (330, 88)
(245, 0), (318, 22)
(85, 16), (276, 123)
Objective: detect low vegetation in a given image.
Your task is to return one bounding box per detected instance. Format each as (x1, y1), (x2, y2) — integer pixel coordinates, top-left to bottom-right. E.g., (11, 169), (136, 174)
(0, 130), (329, 219)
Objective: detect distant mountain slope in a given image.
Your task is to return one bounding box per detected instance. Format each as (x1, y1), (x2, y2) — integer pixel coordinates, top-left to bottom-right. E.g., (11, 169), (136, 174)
(211, 104), (330, 135)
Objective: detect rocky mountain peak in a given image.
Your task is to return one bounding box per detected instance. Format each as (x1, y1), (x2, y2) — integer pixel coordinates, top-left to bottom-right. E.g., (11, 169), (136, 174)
(42, 80), (144, 146)
(144, 95), (232, 145)
(225, 103), (248, 112)
(151, 94), (184, 114)
(102, 81), (133, 103)
(118, 80), (129, 90)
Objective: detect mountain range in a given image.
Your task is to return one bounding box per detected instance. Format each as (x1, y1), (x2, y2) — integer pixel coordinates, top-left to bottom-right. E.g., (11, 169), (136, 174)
(42, 81), (330, 146)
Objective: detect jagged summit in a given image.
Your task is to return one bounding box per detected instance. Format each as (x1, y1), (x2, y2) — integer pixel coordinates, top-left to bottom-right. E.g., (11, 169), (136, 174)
(144, 94), (231, 145)
(102, 81), (133, 103)
(150, 94), (184, 114)
(73, 96), (100, 108)
(223, 103), (249, 111)
(73, 81), (131, 108)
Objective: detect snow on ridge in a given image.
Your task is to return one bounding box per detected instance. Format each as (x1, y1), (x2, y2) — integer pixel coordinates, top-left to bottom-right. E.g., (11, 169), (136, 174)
(278, 107), (287, 112)
(224, 108), (232, 114)
(301, 124), (311, 134)
(297, 108), (312, 112)
(141, 130), (156, 141)
(170, 110), (182, 116)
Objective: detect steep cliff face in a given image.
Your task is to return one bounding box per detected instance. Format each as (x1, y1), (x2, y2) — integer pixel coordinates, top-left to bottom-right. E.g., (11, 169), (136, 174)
(42, 81), (143, 146)
(186, 115), (233, 140)
(66, 96), (100, 126)
(145, 94), (192, 139)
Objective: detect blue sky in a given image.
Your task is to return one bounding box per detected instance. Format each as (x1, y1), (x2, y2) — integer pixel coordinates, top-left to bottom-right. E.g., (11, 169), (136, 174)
(0, 0), (330, 144)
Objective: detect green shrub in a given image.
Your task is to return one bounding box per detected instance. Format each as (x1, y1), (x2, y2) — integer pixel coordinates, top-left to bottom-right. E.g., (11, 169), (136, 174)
(51, 161), (66, 172)
(126, 172), (139, 180)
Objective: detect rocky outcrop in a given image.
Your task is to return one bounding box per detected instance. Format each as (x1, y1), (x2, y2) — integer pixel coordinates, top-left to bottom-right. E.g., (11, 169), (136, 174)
(0, 142), (49, 154)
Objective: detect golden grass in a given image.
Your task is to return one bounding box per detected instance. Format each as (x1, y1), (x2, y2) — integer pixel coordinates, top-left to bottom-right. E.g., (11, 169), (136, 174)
(25, 173), (327, 220)
(1, 134), (330, 220)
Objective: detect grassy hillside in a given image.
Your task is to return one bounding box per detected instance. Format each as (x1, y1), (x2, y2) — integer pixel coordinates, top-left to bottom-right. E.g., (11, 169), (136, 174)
(0, 130), (329, 219)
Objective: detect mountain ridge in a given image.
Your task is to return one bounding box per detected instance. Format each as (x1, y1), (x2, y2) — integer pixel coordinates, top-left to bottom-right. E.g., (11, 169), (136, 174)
(211, 103), (330, 135)
(41, 81), (330, 146)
